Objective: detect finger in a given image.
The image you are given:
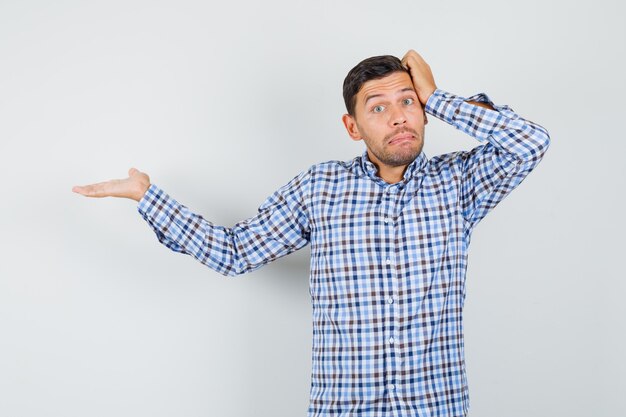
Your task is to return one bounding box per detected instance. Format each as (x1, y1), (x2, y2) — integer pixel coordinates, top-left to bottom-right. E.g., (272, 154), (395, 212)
(72, 184), (96, 197)
(401, 53), (419, 72)
(72, 185), (94, 197)
(72, 181), (110, 198)
(401, 53), (410, 68)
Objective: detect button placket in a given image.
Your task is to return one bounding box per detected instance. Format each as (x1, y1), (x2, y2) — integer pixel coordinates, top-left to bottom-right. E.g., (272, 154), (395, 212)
(381, 185), (402, 398)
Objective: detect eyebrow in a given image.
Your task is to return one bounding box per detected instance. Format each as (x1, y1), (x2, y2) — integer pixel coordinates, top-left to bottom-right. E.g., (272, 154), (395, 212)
(364, 87), (416, 106)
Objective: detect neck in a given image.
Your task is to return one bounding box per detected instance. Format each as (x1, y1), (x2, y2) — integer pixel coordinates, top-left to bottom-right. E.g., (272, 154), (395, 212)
(366, 150), (409, 184)
(377, 164), (407, 184)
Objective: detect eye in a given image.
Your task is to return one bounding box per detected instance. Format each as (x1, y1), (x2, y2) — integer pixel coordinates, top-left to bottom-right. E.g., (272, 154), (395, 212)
(403, 98), (415, 105)
(373, 105), (385, 113)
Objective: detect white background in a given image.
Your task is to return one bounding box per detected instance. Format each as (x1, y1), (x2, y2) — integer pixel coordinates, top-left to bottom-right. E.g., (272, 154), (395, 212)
(1, 1), (624, 416)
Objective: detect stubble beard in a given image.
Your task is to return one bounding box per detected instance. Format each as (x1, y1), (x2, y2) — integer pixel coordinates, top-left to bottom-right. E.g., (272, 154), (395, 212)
(365, 127), (425, 167)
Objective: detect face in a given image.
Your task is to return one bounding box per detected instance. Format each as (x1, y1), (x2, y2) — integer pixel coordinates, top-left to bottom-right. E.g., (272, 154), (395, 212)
(342, 71), (426, 168)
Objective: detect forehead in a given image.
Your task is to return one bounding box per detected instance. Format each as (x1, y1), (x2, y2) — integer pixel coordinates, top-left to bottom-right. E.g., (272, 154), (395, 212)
(357, 71), (415, 104)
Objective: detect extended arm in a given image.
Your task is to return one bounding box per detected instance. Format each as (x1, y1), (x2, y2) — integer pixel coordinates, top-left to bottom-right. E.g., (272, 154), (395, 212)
(136, 170), (312, 276)
(73, 168), (312, 276)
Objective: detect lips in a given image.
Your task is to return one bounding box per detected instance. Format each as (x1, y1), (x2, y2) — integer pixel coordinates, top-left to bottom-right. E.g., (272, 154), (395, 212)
(388, 133), (415, 145)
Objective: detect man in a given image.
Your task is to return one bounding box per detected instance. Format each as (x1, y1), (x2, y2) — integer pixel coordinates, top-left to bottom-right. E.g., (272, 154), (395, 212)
(73, 50), (550, 417)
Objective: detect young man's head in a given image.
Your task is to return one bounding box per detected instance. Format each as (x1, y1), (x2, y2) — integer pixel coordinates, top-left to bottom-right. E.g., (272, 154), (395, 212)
(342, 55), (427, 172)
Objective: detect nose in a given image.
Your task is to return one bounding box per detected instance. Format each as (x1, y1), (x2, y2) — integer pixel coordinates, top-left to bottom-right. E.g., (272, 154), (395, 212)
(389, 106), (407, 126)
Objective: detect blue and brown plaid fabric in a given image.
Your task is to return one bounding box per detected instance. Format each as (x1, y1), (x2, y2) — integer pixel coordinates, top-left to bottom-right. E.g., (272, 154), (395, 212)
(137, 88), (550, 417)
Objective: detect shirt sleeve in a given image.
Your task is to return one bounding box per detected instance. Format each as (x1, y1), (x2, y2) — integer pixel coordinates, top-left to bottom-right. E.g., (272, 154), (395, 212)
(424, 88), (551, 231)
(136, 169), (312, 277)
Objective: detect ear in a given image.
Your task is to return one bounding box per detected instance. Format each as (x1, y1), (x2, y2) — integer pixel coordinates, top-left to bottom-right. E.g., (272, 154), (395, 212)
(342, 114), (362, 142)
(423, 110), (428, 125)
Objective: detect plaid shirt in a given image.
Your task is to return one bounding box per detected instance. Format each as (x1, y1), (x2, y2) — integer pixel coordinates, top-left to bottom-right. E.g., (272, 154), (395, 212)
(137, 88), (550, 417)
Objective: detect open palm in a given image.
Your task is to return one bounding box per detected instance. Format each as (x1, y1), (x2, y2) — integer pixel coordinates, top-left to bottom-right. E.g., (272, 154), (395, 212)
(72, 168), (151, 202)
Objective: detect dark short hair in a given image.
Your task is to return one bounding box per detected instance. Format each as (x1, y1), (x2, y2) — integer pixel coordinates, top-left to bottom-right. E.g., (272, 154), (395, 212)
(343, 55), (408, 117)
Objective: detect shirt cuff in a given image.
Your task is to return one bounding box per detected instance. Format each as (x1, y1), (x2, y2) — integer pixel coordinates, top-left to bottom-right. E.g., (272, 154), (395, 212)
(425, 88), (515, 122)
(137, 183), (178, 224)
(424, 88), (461, 123)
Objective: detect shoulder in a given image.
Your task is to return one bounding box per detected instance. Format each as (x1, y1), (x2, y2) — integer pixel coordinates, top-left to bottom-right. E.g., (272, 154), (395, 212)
(307, 157), (360, 179)
(276, 158), (357, 195)
(427, 146), (488, 172)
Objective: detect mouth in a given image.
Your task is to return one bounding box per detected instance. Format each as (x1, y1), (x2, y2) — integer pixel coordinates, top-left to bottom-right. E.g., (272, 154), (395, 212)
(388, 133), (415, 145)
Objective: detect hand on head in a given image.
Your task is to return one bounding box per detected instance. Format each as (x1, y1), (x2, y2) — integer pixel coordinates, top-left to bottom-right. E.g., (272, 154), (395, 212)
(400, 50), (437, 106)
(72, 168), (151, 202)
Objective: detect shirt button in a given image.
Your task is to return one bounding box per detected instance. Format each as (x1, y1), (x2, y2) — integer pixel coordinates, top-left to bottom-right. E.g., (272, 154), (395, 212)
(384, 216), (389, 223)
(389, 337), (395, 344)
(388, 384), (395, 391)
(387, 297), (394, 304)
(385, 258), (391, 265)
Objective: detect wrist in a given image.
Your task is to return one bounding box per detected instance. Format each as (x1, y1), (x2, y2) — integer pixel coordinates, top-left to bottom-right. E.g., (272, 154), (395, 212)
(135, 183), (151, 202)
(420, 86), (437, 106)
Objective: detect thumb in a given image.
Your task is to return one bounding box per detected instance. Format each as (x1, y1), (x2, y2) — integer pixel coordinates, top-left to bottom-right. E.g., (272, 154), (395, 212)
(128, 167), (138, 176)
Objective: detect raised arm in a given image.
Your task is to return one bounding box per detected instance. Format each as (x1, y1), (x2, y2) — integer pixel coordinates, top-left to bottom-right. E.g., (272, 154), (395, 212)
(401, 49), (551, 231)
